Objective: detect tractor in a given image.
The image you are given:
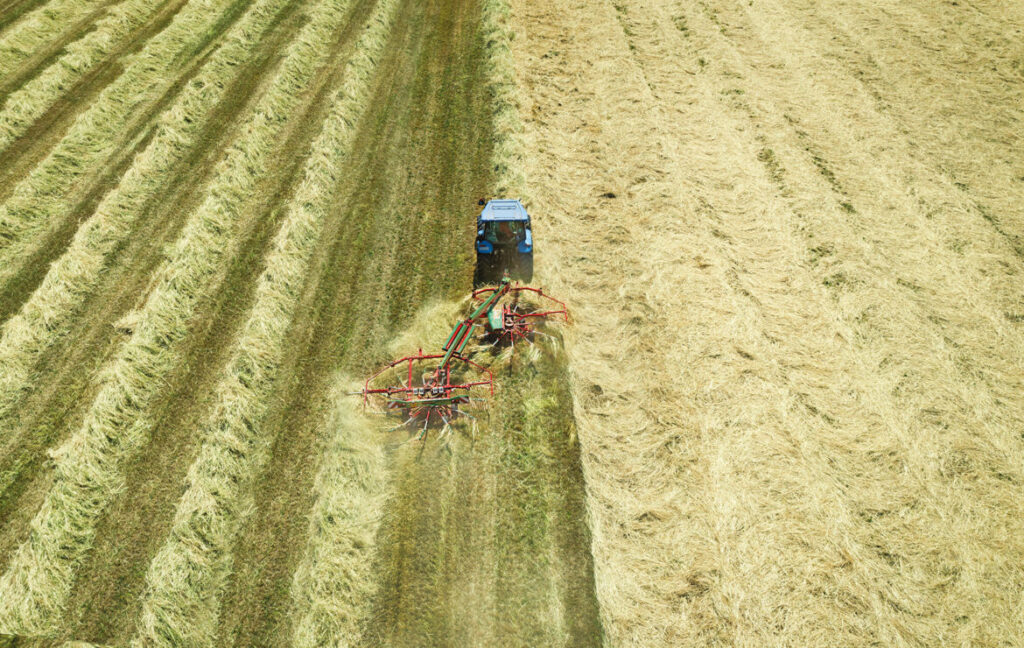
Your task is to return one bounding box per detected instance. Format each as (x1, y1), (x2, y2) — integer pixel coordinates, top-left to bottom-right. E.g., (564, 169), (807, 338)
(353, 198), (567, 439)
(474, 198), (533, 284)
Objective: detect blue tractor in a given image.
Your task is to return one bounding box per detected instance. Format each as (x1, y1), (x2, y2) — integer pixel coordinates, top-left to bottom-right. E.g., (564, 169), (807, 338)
(474, 199), (533, 284)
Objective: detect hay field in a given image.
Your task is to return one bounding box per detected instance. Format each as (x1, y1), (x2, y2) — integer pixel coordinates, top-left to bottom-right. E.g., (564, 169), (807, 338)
(508, 0), (1024, 645)
(0, 0), (1020, 645)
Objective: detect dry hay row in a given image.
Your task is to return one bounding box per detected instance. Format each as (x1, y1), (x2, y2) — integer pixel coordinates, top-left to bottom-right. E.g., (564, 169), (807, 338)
(130, 1), (397, 644)
(800, 0), (1024, 226)
(673, 0), (1024, 476)
(699, 0), (1024, 330)
(0, 0), (301, 498)
(286, 392), (386, 648)
(480, 0), (526, 199)
(0, 0), (170, 154)
(0, 0), (108, 79)
(0, 0), (363, 632)
(0, 0), (243, 280)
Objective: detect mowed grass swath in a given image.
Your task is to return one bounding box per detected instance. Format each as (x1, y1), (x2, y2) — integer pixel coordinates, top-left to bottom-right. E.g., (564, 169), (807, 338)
(0, 0), (365, 632)
(131, 2), (396, 644)
(0, 0), (242, 276)
(0, 0), (299, 497)
(480, 0), (525, 199)
(287, 386), (387, 648)
(0, 0), (170, 153)
(0, 0), (107, 77)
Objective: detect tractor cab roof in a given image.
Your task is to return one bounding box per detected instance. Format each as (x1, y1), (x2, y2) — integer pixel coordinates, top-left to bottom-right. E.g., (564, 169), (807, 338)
(479, 199), (529, 222)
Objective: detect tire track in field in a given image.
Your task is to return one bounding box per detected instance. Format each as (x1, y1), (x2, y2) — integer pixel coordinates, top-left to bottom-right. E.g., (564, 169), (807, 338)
(0, 0), (310, 589)
(52, 1), (385, 643)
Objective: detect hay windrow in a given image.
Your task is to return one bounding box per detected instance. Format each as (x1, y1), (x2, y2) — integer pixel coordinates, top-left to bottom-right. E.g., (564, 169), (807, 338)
(0, 0), (243, 280)
(480, 0), (526, 200)
(129, 1), (397, 645)
(0, 0), (107, 79)
(287, 380), (387, 648)
(0, 0), (170, 154)
(0, 0), (371, 632)
(0, 0), (299, 497)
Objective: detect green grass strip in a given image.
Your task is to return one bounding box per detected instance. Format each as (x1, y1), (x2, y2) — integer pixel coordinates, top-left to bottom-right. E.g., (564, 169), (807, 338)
(0, 0), (170, 154)
(131, 3), (397, 646)
(0, 0), (363, 634)
(0, 0), (243, 281)
(0, 0), (299, 494)
(481, 0), (526, 199)
(0, 0), (108, 79)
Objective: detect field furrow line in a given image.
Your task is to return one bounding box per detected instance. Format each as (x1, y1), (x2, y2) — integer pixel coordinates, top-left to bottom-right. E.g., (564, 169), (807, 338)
(0, 0), (109, 79)
(0, 0), (249, 283)
(0, 0), (303, 499)
(131, 4), (396, 645)
(0, 0), (371, 633)
(287, 392), (386, 648)
(0, 0), (178, 155)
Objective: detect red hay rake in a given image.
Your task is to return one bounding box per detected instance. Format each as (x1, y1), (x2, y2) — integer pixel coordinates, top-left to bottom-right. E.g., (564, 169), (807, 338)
(354, 275), (569, 438)
(360, 350), (494, 438)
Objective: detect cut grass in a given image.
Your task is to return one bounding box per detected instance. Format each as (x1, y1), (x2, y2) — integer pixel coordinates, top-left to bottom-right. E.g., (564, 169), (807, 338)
(0, 0), (107, 79)
(287, 384), (387, 648)
(509, 0), (1024, 644)
(0, 0), (169, 155)
(481, 0), (526, 199)
(0, 0), (373, 633)
(130, 2), (397, 645)
(489, 338), (604, 646)
(480, 1), (602, 642)
(0, 0), (301, 499)
(0, 0), (244, 282)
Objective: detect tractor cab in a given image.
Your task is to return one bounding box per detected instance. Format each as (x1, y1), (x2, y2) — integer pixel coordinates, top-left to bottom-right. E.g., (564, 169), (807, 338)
(475, 199), (533, 284)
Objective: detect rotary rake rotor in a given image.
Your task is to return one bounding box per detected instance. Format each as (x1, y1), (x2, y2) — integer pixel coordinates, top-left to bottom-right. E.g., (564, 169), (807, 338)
(360, 349), (493, 439)
(472, 283), (569, 349)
